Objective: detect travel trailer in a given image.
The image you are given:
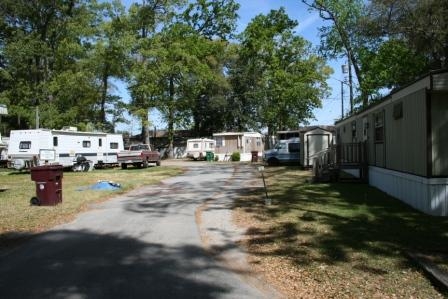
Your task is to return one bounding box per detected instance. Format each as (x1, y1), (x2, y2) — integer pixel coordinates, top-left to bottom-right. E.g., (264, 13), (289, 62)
(186, 138), (215, 160)
(8, 127), (124, 171)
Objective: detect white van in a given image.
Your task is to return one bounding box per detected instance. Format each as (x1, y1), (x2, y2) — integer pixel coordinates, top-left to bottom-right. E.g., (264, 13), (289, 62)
(263, 137), (300, 166)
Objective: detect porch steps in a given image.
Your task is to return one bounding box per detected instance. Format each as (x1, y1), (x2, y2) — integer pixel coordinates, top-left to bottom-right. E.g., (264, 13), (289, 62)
(312, 142), (368, 183)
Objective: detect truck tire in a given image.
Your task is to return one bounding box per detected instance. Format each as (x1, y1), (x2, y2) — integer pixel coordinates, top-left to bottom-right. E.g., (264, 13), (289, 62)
(142, 160), (148, 168)
(82, 162), (90, 172)
(30, 197), (40, 206)
(121, 163), (127, 170)
(156, 160), (161, 166)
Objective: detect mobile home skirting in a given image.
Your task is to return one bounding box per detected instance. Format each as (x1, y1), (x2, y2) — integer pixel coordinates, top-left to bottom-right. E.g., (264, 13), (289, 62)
(369, 166), (448, 216)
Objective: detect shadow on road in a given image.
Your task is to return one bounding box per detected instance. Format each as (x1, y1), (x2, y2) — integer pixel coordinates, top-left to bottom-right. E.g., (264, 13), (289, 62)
(0, 230), (234, 299)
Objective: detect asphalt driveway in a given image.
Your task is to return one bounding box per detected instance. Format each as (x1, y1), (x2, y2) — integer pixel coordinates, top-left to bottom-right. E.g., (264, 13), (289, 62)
(0, 162), (278, 298)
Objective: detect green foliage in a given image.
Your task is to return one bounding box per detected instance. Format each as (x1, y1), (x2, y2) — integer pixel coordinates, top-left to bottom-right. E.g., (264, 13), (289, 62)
(0, 0), (445, 136)
(231, 151), (240, 162)
(305, 0), (448, 108)
(229, 7), (332, 134)
(360, 39), (428, 94)
(182, 0), (240, 40)
(126, 0), (239, 154)
(303, 0), (368, 106)
(0, 0), (115, 130)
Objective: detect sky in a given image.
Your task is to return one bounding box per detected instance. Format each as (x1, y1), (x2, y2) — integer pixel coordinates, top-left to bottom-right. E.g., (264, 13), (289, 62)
(116, 0), (347, 134)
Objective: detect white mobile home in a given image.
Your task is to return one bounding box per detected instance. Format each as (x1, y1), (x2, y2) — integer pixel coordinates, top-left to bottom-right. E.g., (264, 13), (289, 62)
(335, 70), (448, 216)
(186, 138), (215, 160)
(8, 128), (124, 170)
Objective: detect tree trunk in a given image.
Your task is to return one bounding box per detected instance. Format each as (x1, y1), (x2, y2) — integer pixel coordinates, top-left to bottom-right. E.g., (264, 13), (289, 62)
(267, 125), (275, 149)
(167, 77), (175, 159)
(140, 117), (150, 145)
(100, 69), (108, 126)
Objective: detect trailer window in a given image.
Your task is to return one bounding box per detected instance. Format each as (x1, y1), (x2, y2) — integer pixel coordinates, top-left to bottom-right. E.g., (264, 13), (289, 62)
(374, 111), (384, 143)
(215, 137), (224, 147)
(82, 140), (91, 148)
(19, 141), (31, 149)
(53, 137), (58, 146)
(99, 138), (102, 147)
(110, 142), (119, 149)
(193, 143), (199, 149)
(352, 121), (357, 138)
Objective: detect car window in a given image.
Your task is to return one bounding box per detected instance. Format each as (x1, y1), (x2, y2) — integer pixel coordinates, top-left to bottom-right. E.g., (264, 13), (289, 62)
(275, 143), (287, 150)
(288, 143), (300, 153)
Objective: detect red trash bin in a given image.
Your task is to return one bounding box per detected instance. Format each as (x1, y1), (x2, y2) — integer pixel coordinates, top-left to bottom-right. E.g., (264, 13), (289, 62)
(30, 165), (63, 206)
(251, 151), (259, 162)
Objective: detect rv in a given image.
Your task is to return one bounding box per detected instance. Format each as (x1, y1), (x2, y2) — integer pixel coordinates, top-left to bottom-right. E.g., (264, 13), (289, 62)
(8, 127), (124, 171)
(186, 138), (215, 160)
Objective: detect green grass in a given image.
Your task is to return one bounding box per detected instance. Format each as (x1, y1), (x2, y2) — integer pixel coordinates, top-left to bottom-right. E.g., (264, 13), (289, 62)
(235, 166), (448, 298)
(0, 166), (183, 238)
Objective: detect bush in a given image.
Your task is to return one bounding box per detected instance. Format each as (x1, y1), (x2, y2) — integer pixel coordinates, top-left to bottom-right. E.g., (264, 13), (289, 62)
(231, 151), (240, 162)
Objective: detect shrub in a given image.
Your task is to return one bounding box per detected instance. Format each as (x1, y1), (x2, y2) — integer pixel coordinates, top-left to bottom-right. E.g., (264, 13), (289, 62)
(231, 151), (240, 161)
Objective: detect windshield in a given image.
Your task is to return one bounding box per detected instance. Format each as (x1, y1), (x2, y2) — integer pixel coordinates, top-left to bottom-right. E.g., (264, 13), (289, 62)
(274, 143), (287, 150)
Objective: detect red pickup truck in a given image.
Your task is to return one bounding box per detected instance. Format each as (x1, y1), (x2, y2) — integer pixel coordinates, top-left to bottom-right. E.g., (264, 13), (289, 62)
(117, 144), (161, 169)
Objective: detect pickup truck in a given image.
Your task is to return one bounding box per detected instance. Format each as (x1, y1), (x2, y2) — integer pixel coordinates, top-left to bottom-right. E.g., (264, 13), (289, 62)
(117, 144), (161, 169)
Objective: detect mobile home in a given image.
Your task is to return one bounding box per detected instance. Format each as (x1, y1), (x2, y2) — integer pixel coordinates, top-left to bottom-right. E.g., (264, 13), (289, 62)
(186, 138), (215, 160)
(335, 70), (448, 216)
(213, 132), (264, 161)
(8, 127), (124, 170)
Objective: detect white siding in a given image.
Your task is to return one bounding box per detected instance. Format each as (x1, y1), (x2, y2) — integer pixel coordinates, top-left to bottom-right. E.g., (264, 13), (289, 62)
(369, 166), (448, 216)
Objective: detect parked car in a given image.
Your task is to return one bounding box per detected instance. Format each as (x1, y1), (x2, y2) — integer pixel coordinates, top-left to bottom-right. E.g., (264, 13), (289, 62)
(263, 138), (300, 166)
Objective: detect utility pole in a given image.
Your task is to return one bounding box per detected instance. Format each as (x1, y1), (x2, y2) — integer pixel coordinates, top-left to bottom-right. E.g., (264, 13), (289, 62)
(341, 64), (348, 119)
(347, 52), (354, 114)
(341, 81), (344, 119)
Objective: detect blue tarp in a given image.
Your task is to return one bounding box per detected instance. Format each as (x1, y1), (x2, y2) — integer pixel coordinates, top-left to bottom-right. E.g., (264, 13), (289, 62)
(77, 180), (121, 191)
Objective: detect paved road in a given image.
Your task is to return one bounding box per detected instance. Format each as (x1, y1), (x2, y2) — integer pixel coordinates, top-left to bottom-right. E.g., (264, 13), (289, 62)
(0, 163), (277, 299)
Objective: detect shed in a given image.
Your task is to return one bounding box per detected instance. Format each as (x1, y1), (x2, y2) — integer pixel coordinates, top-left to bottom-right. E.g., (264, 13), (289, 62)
(277, 126), (335, 167)
(213, 132), (264, 161)
(335, 69), (448, 216)
(300, 126), (335, 168)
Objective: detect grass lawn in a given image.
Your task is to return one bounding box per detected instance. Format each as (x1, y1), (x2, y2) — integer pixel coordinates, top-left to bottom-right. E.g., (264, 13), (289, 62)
(0, 166), (182, 246)
(234, 166), (448, 298)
